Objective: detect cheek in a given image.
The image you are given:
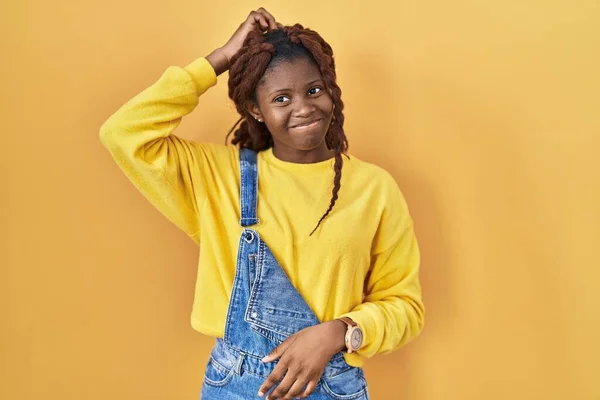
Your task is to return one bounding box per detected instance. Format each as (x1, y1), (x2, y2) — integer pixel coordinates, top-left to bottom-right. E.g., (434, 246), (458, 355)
(263, 109), (289, 129)
(318, 96), (335, 115)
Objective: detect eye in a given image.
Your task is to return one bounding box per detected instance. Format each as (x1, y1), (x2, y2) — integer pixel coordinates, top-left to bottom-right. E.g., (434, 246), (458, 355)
(273, 95), (290, 103)
(309, 87), (322, 95)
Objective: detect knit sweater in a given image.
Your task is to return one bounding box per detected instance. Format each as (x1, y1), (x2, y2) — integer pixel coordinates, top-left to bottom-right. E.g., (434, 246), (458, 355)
(99, 56), (424, 367)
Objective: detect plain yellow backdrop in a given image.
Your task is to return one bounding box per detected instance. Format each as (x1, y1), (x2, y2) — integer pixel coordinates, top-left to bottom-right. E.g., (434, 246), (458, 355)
(1, 0), (599, 399)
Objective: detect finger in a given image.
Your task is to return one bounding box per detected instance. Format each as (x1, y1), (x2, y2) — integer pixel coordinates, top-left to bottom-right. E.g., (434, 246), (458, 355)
(258, 361), (288, 397)
(282, 378), (307, 400)
(266, 371), (297, 400)
(250, 11), (269, 31)
(297, 380), (318, 398)
(256, 14), (270, 31)
(262, 339), (293, 363)
(256, 7), (278, 30)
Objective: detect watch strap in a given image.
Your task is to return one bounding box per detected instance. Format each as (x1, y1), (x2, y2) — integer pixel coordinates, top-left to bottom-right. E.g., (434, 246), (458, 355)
(339, 316), (357, 328)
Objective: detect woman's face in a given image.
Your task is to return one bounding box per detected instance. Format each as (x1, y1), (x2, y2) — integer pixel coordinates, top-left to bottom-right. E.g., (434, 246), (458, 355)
(247, 57), (335, 163)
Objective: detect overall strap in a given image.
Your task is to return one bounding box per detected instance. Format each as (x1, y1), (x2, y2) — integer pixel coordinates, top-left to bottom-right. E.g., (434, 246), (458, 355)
(239, 148), (259, 227)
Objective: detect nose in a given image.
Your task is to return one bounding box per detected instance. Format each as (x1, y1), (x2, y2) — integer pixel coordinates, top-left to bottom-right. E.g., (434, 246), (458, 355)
(293, 96), (316, 118)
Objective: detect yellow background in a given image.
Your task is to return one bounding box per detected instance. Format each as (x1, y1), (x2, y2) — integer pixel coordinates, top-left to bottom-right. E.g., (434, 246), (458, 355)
(2, 1), (599, 399)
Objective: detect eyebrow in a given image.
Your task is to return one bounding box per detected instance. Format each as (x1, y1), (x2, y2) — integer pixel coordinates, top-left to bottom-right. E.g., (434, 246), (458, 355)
(268, 79), (324, 97)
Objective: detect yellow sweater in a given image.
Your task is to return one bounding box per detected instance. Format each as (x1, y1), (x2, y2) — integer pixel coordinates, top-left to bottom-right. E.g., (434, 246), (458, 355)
(99, 57), (424, 367)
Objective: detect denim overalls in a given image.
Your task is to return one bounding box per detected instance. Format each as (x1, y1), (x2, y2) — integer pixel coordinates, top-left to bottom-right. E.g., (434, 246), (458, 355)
(200, 148), (370, 399)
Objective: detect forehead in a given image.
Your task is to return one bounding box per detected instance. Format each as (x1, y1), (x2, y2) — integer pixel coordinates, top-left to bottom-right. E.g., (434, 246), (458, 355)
(258, 58), (323, 91)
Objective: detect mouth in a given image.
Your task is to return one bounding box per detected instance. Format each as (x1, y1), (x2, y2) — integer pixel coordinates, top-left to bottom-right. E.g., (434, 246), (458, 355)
(289, 119), (323, 130)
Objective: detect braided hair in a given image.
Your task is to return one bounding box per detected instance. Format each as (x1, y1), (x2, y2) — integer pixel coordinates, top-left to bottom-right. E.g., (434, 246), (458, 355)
(225, 24), (349, 236)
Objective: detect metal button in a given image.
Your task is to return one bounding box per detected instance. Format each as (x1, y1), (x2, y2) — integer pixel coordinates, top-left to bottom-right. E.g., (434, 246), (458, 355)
(244, 231), (254, 243)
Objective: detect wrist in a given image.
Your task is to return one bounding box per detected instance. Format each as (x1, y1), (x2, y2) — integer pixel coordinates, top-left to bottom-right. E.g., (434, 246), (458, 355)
(219, 44), (236, 64)
(327, 319), (348, 354)
(205, 47), (231, 76)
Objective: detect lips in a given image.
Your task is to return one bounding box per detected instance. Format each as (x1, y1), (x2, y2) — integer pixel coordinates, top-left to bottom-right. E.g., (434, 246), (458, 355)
(290, 118), (322, 129)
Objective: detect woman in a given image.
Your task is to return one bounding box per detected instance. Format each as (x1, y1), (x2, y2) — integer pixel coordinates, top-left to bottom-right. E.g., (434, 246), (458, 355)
(100, 8), (424, 400)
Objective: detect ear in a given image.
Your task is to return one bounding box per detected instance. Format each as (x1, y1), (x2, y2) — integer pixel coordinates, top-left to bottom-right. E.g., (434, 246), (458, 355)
(245, 100), (263, 123)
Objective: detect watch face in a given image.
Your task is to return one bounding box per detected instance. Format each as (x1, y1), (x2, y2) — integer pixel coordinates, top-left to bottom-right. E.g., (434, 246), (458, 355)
(351, 329), (363, 350)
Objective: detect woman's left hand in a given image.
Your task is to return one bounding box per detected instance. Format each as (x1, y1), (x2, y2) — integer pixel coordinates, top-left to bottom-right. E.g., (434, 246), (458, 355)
(258, 319), (347, 399)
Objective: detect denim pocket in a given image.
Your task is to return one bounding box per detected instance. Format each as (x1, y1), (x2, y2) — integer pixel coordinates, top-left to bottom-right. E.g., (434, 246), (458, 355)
(321, 367), (369, 400)
(265, 307), (314, 320)
(250, 324), (287, 345)
(203, 356), (235, 388)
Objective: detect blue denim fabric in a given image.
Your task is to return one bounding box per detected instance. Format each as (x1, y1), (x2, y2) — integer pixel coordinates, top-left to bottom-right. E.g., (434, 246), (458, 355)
(200, 148), (370, 399)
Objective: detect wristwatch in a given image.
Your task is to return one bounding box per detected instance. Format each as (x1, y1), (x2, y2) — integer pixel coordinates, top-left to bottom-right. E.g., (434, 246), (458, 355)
(338, 317), (363, 354)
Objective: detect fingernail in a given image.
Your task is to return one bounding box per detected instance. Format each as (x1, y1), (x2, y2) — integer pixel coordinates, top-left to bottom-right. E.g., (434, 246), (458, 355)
(257, 390), (264, 396)
(261, 356), (268, 362)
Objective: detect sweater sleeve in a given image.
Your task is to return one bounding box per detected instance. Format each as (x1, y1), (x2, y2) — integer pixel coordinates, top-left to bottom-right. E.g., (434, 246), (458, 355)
(340, 173), (425, 358)
(99, 57), (218, 245)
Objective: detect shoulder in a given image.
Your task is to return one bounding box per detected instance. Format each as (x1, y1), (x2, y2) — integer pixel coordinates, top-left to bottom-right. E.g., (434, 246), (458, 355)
(193, 141), (239, 157)
(346, 154), (412, 233)
(190, 142), (240, 167)
(348, 155), (415, 253)
(345, 153), (403, 196)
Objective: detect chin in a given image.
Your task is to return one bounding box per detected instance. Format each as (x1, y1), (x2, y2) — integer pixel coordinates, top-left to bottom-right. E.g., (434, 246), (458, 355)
(295, 133), (328, 150)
